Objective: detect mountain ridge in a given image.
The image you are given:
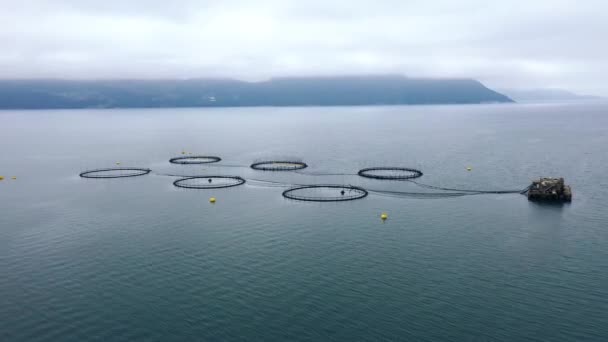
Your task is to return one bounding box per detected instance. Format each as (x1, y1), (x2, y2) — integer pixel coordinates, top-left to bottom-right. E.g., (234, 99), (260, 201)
(0, 75), (513, 109)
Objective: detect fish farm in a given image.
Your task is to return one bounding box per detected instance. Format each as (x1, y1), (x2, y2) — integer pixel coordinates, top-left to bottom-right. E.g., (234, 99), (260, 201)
(169, 156), (222, 164)
(173, 176), (246, 189)
(79, 167), (152, 178)
(283, 185), (368, 202)
(78, 156), (571, 203)
(250, 160), (308, 171)
(358, 167), (423, 180)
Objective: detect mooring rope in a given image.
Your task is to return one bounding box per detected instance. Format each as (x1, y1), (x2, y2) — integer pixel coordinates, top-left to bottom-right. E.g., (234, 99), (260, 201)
(406, 180), (527, 194)
(153, 172), (209, 178)
(147, 166), (533, 199)
(245, 178), (303, 188)
(295, 171), (527, 195)
(367, 189), (478, 199)
(294, 170), (358, 176)
(208, 163), (250, 168)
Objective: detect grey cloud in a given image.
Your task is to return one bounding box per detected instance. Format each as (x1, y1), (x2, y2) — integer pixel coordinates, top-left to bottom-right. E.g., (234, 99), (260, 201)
(0, 0), (606, 95)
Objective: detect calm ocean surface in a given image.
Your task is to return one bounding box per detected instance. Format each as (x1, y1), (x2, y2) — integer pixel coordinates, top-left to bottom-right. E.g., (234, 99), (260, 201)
(1, 103), (607, 341)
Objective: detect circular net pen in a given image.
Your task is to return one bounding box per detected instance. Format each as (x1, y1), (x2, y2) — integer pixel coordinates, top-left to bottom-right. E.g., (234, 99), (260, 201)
(173, 176), (245, 189)
(169, 156), (221, 164)
(250, 161), (308, 171)
(80, 167), (151, 179)
(282, 185), (368, 202)
(358, 167), (423, 180)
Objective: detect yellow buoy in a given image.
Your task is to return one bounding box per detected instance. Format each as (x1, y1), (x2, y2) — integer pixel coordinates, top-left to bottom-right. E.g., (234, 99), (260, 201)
(466, 167), (472, 171)
(209, 197), (216, 203)
(380, 212), (388, 220)
(0, 176), (4, 181)
(11, 176), (16, 180)
(181, 151), (186, 155)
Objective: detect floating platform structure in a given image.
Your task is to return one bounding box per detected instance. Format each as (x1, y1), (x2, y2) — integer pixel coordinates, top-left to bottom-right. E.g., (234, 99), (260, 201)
(527, 178), (572, 202)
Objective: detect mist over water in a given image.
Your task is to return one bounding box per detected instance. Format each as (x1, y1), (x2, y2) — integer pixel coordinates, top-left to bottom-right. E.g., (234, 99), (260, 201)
(1, 103), (607, 341)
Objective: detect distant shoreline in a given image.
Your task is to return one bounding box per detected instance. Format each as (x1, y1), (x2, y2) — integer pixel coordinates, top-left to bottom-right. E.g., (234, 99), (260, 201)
(0, 75), (513, 109)
(0, 102), (520, 111)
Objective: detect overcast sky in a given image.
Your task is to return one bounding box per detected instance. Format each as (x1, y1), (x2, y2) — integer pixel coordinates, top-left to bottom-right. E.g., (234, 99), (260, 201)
(1, 0), (607, 95)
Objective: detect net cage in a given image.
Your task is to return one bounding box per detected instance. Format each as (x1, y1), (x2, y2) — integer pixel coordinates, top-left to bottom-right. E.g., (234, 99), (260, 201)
(79, 167), (151, 178)
(169, 156), (222, 164)
(173, 176), (245, 189)
(250, 160), (308, 171)
(282, 185), (368, 202)
(358, 167), (423, 180)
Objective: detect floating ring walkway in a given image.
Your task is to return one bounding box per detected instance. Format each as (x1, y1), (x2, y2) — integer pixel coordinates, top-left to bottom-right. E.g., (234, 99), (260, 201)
(251, 161), (308, 171)
(358, 167), (423, 180)
(79, 167), (151, 179)
(169, 156), (221, 164)
(173, 176), (245, 189)
(282, 184), (368, 202)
